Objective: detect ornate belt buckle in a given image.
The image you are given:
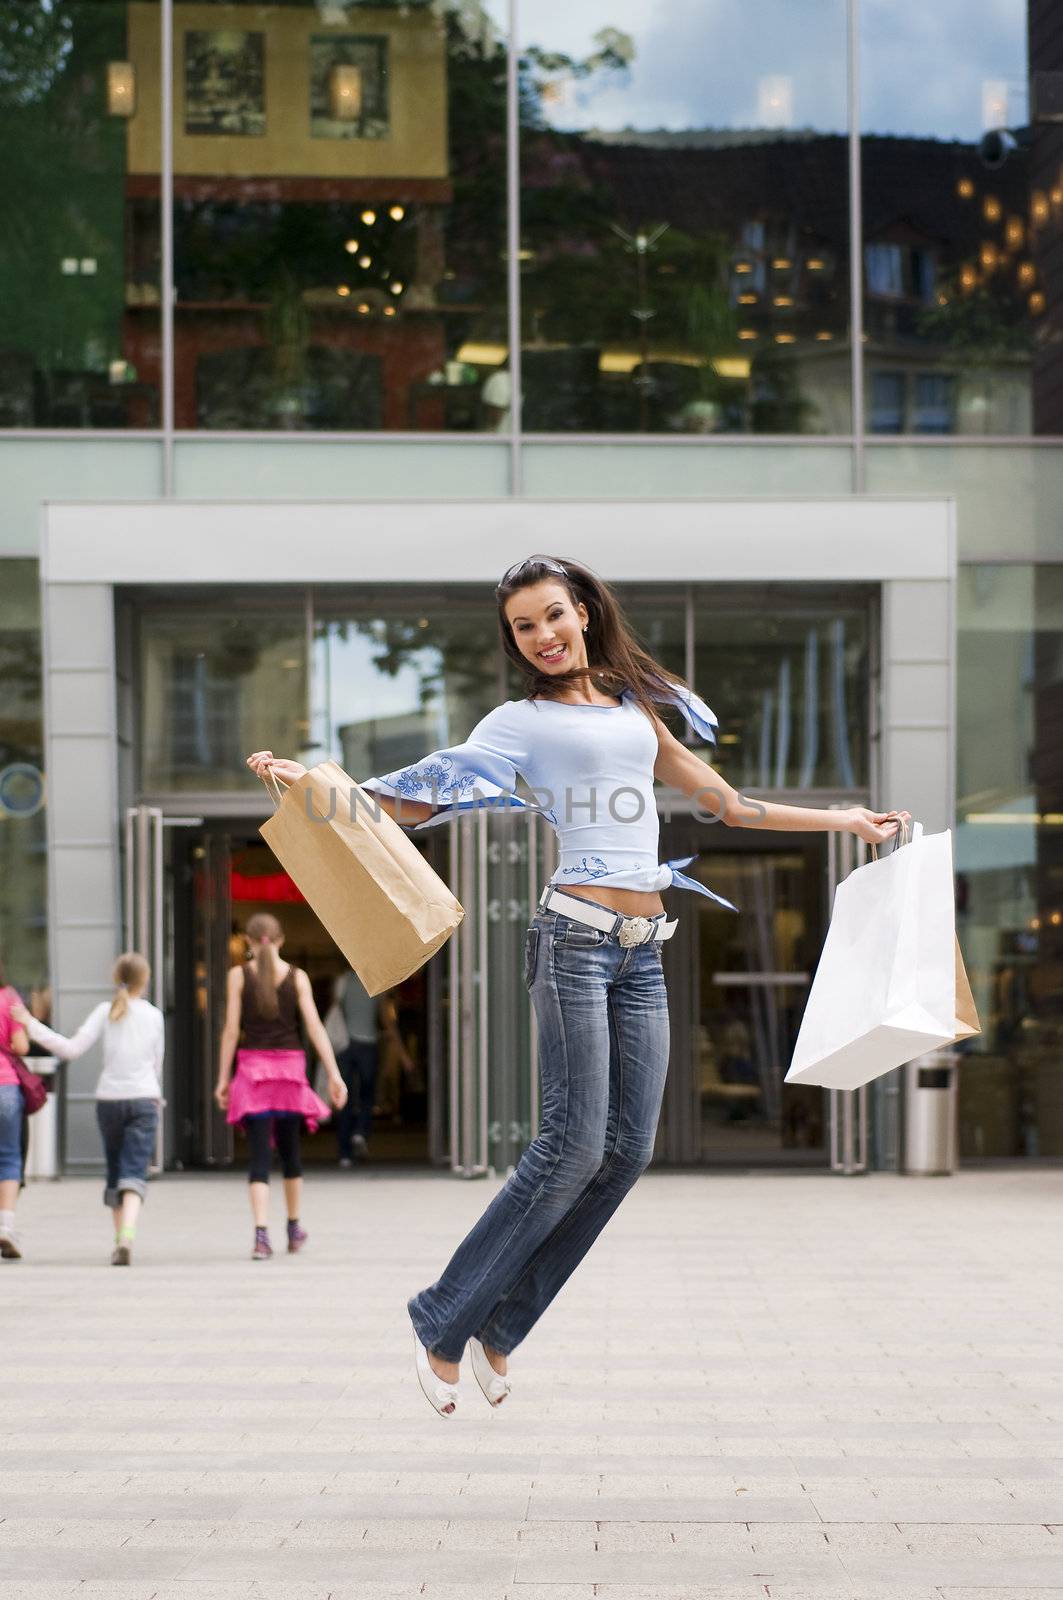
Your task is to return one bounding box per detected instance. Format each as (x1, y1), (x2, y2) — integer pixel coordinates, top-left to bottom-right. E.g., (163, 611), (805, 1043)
(619, 916), (653, 948)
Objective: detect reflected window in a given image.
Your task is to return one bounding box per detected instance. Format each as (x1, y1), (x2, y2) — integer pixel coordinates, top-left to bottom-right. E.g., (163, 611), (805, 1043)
(0, 2), (161, 429)
(870, 370), (905, 433)
(162, 1), (507, 431)
(312, 592), (499, 779)
(137, 599), (308, 791)
(132, 582), (871, 802)
(519, 2), (850, 434)
(0, 564), (46, 992)
(695, 589), (871, 791)
(309, 36), (389, 141)
(913, 372), (956, 434)
(861, 0), (1052, 435)
(167, 651), (243, 773)
(957, 565), (1063, 1158)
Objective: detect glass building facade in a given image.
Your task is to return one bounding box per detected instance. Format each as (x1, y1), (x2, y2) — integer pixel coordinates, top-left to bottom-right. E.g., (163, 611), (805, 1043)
(2, 0), (1062, 1168)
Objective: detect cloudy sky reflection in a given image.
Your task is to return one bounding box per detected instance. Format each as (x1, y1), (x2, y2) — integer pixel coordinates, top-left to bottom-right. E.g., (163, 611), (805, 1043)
(525, 0), (1027, 143)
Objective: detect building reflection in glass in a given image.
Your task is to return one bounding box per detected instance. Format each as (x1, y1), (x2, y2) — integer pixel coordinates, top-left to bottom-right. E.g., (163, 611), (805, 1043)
(518, 2), (850, 434)
(132, 0), (508, 431)
(0, 1), (161, 427)
(957, 564), (1063, 1158)
(4, 0), (1062, 438)
(862, 0), (1060, 436)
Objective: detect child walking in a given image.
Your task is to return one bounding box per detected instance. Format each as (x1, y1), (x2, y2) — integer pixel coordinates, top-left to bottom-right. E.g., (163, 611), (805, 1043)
(16, 954), (163, 1265)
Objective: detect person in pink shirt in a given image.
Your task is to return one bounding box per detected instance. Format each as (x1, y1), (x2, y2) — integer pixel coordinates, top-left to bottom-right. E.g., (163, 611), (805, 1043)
(0, 958), (32, 1260)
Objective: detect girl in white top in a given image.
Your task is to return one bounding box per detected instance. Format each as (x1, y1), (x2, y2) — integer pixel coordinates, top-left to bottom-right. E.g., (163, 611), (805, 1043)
(15, 953), (164, 1266)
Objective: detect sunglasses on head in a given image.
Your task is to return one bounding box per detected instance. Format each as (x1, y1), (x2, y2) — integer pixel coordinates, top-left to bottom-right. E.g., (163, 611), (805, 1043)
(496, 556), (568, 592)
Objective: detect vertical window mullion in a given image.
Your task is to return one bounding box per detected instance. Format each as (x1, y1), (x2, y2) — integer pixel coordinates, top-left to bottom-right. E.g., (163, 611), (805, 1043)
(507, 0), (523, 494)
(848, 0), (865, 489)
(161, 0), (175, 494)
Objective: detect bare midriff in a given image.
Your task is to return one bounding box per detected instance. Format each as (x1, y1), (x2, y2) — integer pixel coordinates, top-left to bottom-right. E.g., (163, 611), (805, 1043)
(560, 883), (666, 918)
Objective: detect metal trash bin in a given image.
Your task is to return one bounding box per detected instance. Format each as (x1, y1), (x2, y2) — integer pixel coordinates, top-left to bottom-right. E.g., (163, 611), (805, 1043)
(24, 1057), (61, 1181)
(904, 1049), (959, 1175)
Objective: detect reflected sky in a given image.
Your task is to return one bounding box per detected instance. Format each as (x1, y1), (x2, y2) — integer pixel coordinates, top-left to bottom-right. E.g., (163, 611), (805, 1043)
(523, 0), (1027, 142)
(862, 0), (1026, 139)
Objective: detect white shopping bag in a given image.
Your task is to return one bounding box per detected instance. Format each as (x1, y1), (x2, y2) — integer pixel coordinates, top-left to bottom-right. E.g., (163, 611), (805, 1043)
(786, 823), (957, 1090)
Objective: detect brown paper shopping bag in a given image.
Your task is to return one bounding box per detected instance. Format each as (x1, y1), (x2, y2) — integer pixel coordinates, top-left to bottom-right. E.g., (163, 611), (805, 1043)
(953, 937), (982, 1042)
(260, 761), (464, 997)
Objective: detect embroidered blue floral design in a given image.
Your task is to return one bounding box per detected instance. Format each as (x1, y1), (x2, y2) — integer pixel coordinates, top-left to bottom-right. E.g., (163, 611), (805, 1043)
(390, 757), (481, 802)
(561, 856), (609, 880)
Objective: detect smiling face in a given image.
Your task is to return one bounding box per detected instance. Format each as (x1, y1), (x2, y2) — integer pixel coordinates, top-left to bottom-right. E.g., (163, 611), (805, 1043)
(503, 579), (590, 678)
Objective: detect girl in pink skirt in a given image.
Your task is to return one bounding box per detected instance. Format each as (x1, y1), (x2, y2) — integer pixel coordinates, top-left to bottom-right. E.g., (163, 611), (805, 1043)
(215, 912), (347, 1260)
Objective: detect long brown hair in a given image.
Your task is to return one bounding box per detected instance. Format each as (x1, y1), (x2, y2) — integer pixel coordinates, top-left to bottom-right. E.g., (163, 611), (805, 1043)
(245, 912), (283, 1019)
(110, 952), (150, 1021)
(496, 555), (688, 722)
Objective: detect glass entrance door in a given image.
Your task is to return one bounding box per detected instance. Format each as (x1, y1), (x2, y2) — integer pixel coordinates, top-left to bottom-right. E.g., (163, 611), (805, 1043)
(446, 809), (552, 1177)
(170, 818), (450, 1169)
(658, 825), (829, 1165)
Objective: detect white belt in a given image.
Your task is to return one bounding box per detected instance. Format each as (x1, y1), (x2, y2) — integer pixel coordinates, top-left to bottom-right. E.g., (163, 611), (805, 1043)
(538, 886), (678, 948)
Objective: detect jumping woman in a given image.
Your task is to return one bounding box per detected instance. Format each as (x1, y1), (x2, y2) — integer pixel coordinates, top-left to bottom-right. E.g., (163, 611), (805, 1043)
(214, 912), (347, 1260)
(248, 556), (906, 1414)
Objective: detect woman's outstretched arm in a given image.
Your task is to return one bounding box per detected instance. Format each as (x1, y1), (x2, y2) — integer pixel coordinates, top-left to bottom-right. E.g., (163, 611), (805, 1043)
(651, 718), (907, 847)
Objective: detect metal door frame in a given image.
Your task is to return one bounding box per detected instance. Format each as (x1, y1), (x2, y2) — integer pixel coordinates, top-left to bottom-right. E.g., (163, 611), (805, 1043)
(122, 804), (165, 1168)
(826, 823), (870, 1174)
(449, 812), (489, 1176)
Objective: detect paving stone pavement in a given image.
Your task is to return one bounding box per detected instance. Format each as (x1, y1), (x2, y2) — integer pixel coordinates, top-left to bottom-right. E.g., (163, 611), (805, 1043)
(2, 1167), (1063, 1600)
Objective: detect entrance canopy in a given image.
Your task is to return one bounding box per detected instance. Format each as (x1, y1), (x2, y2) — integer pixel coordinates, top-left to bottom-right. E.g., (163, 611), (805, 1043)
(42, 495), (953, 585)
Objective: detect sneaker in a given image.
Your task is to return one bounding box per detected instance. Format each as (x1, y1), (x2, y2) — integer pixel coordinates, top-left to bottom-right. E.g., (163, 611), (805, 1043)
(0, 1231), (22, 1261)
(251, 1231), (273, 1261)
(338, 1156), (353, 1170)
(352, 1134), (369, 1161)
(287, 1221), (308, 1254)
(111, 1243), (132, 1267)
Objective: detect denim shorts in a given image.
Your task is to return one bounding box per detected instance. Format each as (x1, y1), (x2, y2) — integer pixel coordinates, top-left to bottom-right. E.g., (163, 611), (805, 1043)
(0, 1082), (24, 1183)
(96, 1098), (158, 1207)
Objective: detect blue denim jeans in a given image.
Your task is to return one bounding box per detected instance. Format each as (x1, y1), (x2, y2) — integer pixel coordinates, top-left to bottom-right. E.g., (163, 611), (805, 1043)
(335, 1039), (379, 1153)
(408, 906), (671, 1362)
(96, 1098), (158, 1208)
(0, 1083), (24, 1182)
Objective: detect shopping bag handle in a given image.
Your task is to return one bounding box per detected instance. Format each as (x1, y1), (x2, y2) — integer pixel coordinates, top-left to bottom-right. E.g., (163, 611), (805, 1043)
(259, 766), (289, 810)
(872, 814), (913, 860)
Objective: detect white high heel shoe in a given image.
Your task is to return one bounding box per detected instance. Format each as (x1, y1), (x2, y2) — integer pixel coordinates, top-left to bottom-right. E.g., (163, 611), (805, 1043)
(469, 1337), (511, 1408)
(413, 1330), (459, 1418)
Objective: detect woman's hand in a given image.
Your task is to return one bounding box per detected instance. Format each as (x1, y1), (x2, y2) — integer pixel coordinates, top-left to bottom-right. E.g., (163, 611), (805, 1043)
(847, 807), (911, 846)
(10, 1003), (30, 1026)
(246, 750), (308, 784)
(214, 1080), (230, 1112)
(328, 1076), (349, 1112)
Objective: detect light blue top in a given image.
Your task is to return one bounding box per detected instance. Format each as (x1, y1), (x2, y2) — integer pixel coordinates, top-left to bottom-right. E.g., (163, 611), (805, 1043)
(363, 684), (736, 909)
